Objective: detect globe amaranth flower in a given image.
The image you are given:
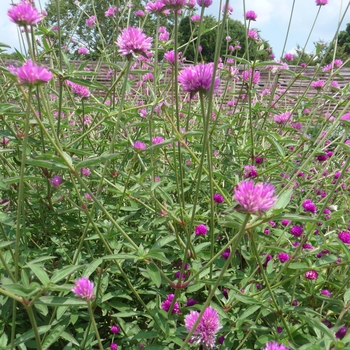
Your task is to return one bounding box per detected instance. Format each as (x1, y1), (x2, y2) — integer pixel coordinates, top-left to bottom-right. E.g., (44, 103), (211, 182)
(242, 69), (260, 85)
(50, 175), (62, 187)
(195, 224), (207, 236)
(222, 248), (230, 260)
(274, 112), (292, 124)
(338, 231), (350, 244)
(335, 326), (347, 339)
(245, 10), (257, 21)
(68, 81), (90, 98)
(305, 270), (318, 280)
(145, 1), (165, 13)
(110, 325), (120, 334)
(186, 298), (197, 307)
(133, 140), (147, 151)
(262, 341), (289, 350)
(247, 29), (258, 40)
(234, 180), (277, 215)
(152, 136), (164, 144)
(110, 343), (118, 350)
(164, 50), (182, 65)
(184, 306), (222, 348)
(8, 2), (42, 26)
(302, 199), (317, 214)
(197, 0), (213, 7)
(15, 60), (53, 86)
(72, 277), (95, 300)
(105, 7), (118, 17)
(284, 53), (293, 61)
(277, 252), (290, 263)
(161, 294), (181, 314)
(321, 289), (331, 297)
(161, 0), (187, 9)
(290, 225), (303, 237)
(116, 27), (152, 58)
(243, 165), (258, 178)
(86, 15), (96, 27)
(316, 0), (328, 5)
(311, 80), (326, 90)
(213, 193), (224, 203)
(178, 63), (220, 98)
(78, 47), (88, 55)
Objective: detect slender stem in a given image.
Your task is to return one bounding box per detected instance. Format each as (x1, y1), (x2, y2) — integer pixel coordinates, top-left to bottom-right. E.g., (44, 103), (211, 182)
(281, 0), (296, 58)
(25, 304), (43, 350)
(87, 300), (104, 350)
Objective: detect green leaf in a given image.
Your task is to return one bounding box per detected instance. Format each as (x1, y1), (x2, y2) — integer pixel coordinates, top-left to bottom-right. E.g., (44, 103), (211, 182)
(344, 288), (350, 304)
(42, 323), (67, 349)
(35, 296), (86, 307)
(274, 189), (293, 210)
(133, 331), (159, 339)
(299, 315), (334, 340)
(236, 305), (261, 328)
(0, 241), (14, 249)
(13, 325), (51, 346)
(51, 265), (83, 284)
(75, 153), (120, 169)
(145, 250), (171, 264)
(60, 331), (79, 346)
(147, 263), (161, 288)
(288, 262), (309, 270)
(26, 262), (50, 286)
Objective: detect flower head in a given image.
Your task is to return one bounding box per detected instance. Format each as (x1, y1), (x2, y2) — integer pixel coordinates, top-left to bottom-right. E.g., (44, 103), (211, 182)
(78, 47), (88, 55)
(184, 306), (222, 348)
(316, 0), (328, 5)
(15, 60), (52, 86)
(195, 224), (207, 236)
(262, 341), (289, 350)
(152, 136), (164, 144)
(161, 0), (187, 9)
(133, 140), (147, 151)
(105, 7), (118, 17)
(110, 343), (118, 350)
(274, 112), (292, 124)
(302, 199), (316, 214)
(161, 294), (181, 314)
(311, 80), (326, 90)
(178, 63), (220, 98)
(145, 1), (165, 13)
(110, 325), (120, 334)
(8, 2), (42, 26)
(86, 15), (96, 27)
(116, 27), (152, 58)
(234, 180), (277, 215)
(213, 193), (224, 203)
(247, 29), (258, 40)
(197, 0), (213, 7)
(72, 277), (95, 300)
(246, 10), (257, 21)
(50, 175), (62, 187)
(338, 231), (350, 244)
(164, 50), (182, 65)
(284, 53), (293, 61)
(335, 326), (347, 339)
(290, 225), (303, 237)
(277, 252), (290, 263)
(68, 82), (90, 98)
(242, 69), (260, 84)
(321, 289), (331, 297)
(305, 270), (318, 280)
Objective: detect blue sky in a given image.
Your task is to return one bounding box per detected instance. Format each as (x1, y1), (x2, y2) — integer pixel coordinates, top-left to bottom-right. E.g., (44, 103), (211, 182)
(0, 0), (349, 59)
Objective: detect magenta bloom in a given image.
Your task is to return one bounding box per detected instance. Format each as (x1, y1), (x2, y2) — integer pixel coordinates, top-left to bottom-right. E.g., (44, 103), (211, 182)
(316, 0), (328, 5)
(290, 225), (303, 237)
(15, 60), (52, 86)
(213, 193), (224, 203)
(302, 199), (317, 214)
(152, 136), (164, 144)
(78, 47), (88, 55)
(105, 7), (118, 17)
(145, 1), (165, 13)
(164, 50), (182, 65)
(311, 80), (326, 90)
(72, 277), (95, 300)
(277, 252), (290, 263)
(305, 270), (318, 280)
(178, 63), (220, 97)
(50, 175), (62, 187)
(135, 9), (145, 17)
(247, 29), (258, 40)
(195, 224), (208, 236)
(284, 53), (293, 61)
(338, 231), (350, 244)
(246, 10), (257, 21)
(86, 15), (96, 27)
(274, 112), (292, 124)
(69, 82), (90, 98)
(161, 0), (187, 9)
(222, 248), (230, 260)
(8, 2), (42, 26)
(335, 326), (347, 339)
(262, 341), (289, 350)
(110, 343), (118, 350)
(243, 165), (258, 178)
(81, 168), (91, 177)
(197, 0), (213, 7)
(242, 69), (260, 84)
(110, 325), (120, 334)
(234, 180), (277, 215)
(321, 289), (331, 297)
(133, 141), (147, 151)
(116, 27), (152, 58)
(184, 306), (222, 348)
(161, 294), (181, 314)
(191, 14), (201, 22)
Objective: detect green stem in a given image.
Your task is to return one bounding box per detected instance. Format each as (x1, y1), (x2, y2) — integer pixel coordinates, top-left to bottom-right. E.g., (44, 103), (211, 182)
(25, 304), (43, 350)
(87, 300), (104, 350)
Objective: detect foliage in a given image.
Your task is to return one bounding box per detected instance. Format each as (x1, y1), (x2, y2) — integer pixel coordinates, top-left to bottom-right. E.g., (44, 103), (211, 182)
(1, 1), (350, 350)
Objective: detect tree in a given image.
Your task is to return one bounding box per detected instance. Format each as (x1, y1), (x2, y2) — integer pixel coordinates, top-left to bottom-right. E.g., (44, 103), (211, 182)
(178, 15), (272, 63)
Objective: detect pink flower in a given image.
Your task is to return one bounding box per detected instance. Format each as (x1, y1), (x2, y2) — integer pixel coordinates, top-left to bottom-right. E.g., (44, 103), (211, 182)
(284, 53), (293, 61)
(152, 136), (164, 144)
(78, 47), (88, 55)
(72, 277), (95, 300)
(81, 168), (91, 177)
(15, 60), (52, 86)
(69, 82), (90, 98)
(164, 50), (182, 65)
(110, 325), (120, 334)
(262, 341), (289, 350)
(245, 10), (257, 21)
(133, 140), (147, 150)
(316, 0), (328, 5)
(161, 0), (187, 9)
(234, 180), (277, 214)
(191, 14), (201, 22)
(161, 294), (181, 314)
(213, 193), (224, 203)
(305, 270), (318, 280)
(302, 199), (316, 214)
(105, 7), (118, 17)
(244, 165), (258, 178)
(8, 2), (42, 26)
(134, 9), (145, 17)
(86, 15), (96, 27)
(178, 63), (220, 97)
(222, 3), (234, 16)
(321, 289), (331, 297)
(290, 225), (303, 237)
(277, 252), (290, 263)
(197, 0), (213, 7)
(50, 175), (62, 187)
(145, 1), (165, 13)
(338, 231), (350, 244)
(195, 224), (207, 236)
(274, 112), (292, 124)
(311, 80), (326, 90)
(247, 29), (258, 40)
(242, 69), (260, 85)
(184, 307), (221, 348)
(110, 344), (118, 350)
(116, 27), (152, 58)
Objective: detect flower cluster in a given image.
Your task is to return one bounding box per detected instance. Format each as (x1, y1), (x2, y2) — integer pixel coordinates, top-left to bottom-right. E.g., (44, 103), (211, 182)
(116, 27), (152, 58)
